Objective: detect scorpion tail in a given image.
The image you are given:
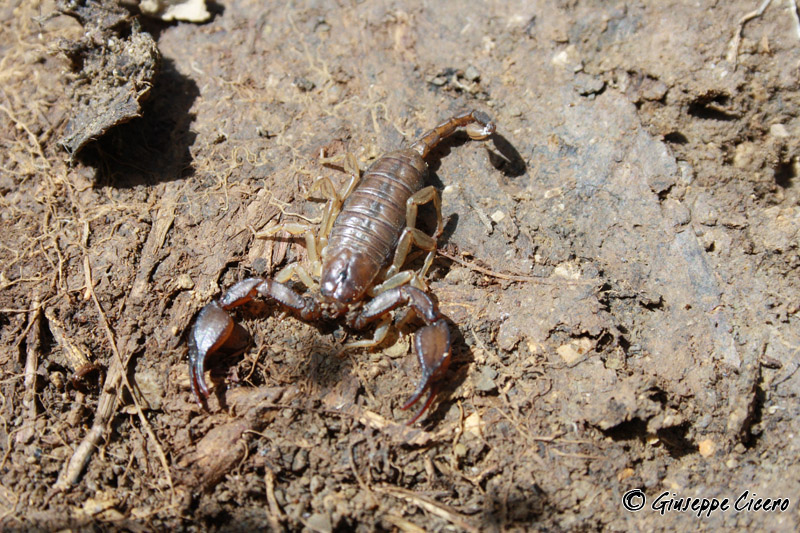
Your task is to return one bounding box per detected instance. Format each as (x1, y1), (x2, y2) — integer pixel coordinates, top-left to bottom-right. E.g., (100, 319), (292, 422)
(410, 110), (496, 159)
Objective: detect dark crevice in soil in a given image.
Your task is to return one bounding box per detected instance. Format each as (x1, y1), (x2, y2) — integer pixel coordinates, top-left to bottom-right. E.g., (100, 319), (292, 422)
(595, 331), (615, 352)
(602, 417), (648, 443)
(640, 295), (664, 311)
(656, 422), (696, 458)
(617, 335), (631, 352)
(601, 417), (695, 459)
(664, 131), (688, 144)
(688, 94), (738, 121)
(774, 159), (796, 189)
(656, 185), (673, 202)
(647, 387), (668, 406)
(482, 482), (548, 528)
(740, 381), (767, 449)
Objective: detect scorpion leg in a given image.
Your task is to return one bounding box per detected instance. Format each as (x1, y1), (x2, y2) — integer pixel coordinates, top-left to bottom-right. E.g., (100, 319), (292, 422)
(372, 229), (432, 296)
(340, 316), (392, 351)
(189, 277), (321, 405)
(256, 221), (322, 275)
(371, 184), (443, 300)
(341, 153), (361, 199)
(275, 262), (317, 291)
(306, 176), (342, 241)
(263, 153), (359, 276)
(352, 285), (451, 424)
(384, 185), (442, 281)
(316, 152), (360, 238)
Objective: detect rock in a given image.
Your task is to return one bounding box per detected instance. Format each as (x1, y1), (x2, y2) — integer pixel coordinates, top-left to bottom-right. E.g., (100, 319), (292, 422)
(698, 438), (716, 458)
(473, 365), (498, 392)
(139, 0), (211, 22)
(556, 337), (594, 367)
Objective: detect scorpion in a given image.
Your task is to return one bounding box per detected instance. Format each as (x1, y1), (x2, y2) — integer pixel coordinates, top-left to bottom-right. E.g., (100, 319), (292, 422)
(189, 110), (496, 424)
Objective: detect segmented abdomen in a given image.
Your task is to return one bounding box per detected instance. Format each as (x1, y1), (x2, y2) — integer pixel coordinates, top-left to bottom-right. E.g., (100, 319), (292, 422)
(328, 149), (427, 269)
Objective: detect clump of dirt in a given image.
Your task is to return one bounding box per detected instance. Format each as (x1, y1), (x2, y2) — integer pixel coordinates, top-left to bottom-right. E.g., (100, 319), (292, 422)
(56, 0), (160, 161)
(1, 1), (798, 531)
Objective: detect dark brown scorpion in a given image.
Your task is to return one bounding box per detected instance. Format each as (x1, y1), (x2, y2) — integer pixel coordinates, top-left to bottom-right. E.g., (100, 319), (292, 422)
(189, 110), (496, 424)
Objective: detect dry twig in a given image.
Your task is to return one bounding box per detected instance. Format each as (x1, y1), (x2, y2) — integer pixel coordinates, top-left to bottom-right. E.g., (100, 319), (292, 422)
(437, 249), (598, 287)
(85, 257), (174, 490)
(382, 513), (427, 533)
(264, 468), (285, 530)
(52, 257), (173, 493)
(436, 249), (542, 283)
(22, 299), (42, 421)
(0, 103), (50, 170)
(728, 0), (800, 67)
(378, 486), (479, 533)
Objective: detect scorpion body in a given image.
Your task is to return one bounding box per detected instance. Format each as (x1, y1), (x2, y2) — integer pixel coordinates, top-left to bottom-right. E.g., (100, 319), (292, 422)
(189, 111), (496, 424)
(322, 150), (427, 302)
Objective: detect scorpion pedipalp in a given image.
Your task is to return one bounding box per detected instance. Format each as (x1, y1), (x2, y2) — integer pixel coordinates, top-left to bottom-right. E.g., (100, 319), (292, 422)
(189, 278), (321, 404)
(353, 285), (452, 424)
(189, 300), (236, 402)
(401, 318), (451, 424)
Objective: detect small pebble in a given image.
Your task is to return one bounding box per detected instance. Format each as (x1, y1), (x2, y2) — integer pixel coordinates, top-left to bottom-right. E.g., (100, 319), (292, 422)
(175, 273), (194, 290)
(306, 512), (332, 533)
(769, 123), (788, 138)
(293, 77), (315, 92)
(698, 438), (716, 458)
(464, 65), (480, 82)
(473, 365), (498, 392)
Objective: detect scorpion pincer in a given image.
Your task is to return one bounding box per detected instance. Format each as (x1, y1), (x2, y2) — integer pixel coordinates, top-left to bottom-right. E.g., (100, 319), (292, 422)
(189, 110), (496, 424)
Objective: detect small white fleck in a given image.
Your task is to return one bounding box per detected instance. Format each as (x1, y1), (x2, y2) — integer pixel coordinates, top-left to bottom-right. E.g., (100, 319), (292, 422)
(770, 124), (789, 138)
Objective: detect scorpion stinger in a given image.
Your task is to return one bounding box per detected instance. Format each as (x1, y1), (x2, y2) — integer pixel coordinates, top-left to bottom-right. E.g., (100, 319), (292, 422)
(189, 110), (496, 423)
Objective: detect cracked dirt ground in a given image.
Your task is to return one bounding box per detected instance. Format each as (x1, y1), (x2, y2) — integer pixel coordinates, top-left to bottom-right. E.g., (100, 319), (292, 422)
(1, 0), (799, 531)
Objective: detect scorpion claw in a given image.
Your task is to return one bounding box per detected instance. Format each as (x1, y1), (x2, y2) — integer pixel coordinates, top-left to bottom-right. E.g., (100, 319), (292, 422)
(402, 384), (439, 426)
(401, 319), (451, 424)
(189, 301), (236, 405)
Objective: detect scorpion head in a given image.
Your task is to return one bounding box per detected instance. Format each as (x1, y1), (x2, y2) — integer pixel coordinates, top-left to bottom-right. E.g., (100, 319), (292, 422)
(320, 249), (380, 305)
